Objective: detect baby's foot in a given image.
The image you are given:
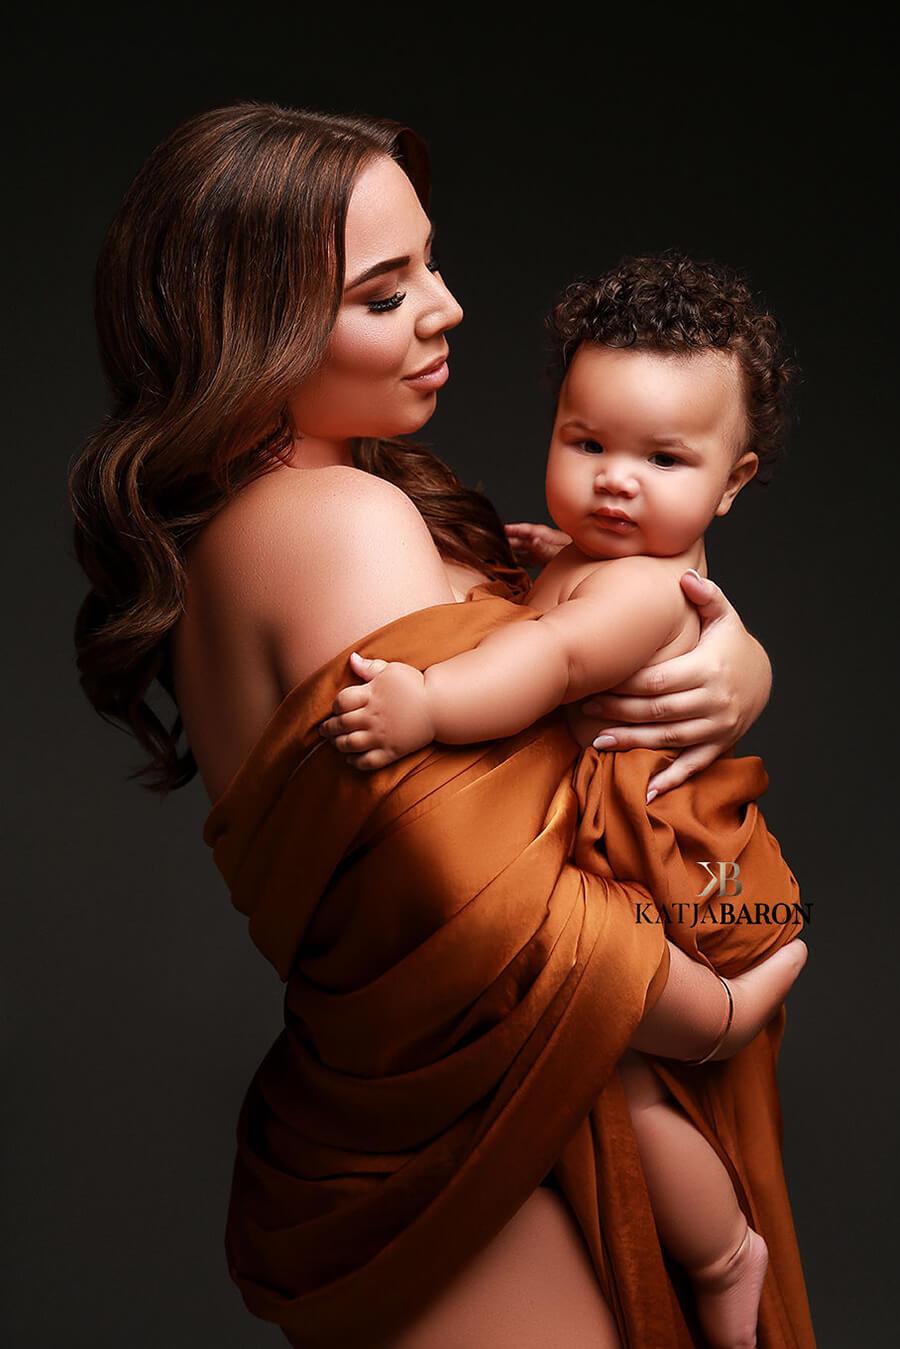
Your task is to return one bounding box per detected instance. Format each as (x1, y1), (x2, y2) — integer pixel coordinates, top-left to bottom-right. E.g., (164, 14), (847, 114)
(687, 1223), (769, 1348)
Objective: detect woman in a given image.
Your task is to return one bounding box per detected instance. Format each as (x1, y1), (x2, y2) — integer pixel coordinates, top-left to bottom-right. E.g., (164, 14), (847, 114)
(69, 103), (810, 1347)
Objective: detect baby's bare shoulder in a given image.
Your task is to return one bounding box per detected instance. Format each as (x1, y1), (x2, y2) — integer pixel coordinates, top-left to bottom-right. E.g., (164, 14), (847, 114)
(568, 553), (679, 598)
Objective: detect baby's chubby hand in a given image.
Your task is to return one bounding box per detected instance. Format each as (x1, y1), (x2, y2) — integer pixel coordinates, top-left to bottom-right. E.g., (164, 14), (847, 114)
(317, 652), (436, 771)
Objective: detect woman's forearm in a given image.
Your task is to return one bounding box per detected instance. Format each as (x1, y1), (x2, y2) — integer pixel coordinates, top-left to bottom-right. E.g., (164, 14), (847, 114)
(629, 943), (731, 1059)
(630, 938), (806, 1062)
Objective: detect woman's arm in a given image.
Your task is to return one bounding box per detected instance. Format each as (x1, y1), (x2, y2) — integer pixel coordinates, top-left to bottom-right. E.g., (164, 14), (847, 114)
(631, 938), (807, 1061)
(319, 557), (683, 768)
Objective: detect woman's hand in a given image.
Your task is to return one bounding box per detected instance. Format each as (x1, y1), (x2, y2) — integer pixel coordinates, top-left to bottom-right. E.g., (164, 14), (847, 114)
(504, 521), (571, 568)
(582, 570), (772, 801)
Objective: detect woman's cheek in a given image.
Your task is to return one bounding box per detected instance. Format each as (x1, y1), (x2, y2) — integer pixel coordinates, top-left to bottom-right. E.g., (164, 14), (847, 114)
(329, 313), (408, 377)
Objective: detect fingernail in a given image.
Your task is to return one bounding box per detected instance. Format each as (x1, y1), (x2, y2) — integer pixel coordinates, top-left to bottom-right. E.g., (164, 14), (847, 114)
(593, 734), (616, 748)
(646, 788), (658, 804)
(686, 568), (707, 584)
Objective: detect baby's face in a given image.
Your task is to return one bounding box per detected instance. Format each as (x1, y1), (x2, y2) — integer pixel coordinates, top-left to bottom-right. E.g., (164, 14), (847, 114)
(545, 343), (758, 559)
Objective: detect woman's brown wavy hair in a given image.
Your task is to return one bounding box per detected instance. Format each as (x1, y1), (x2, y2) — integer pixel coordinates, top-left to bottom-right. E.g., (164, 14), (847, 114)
(68, 101), (525, 797)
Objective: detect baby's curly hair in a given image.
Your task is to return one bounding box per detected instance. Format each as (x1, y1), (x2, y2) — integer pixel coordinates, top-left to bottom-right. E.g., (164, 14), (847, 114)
(544, 250), (797, 485)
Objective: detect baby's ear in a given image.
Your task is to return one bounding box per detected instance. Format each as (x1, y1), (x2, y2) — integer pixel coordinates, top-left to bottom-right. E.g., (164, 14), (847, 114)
(716, 452), (759, 516)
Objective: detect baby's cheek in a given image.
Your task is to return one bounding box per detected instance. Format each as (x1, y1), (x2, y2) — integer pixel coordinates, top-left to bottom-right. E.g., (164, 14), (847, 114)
(544, 479), (578, 537)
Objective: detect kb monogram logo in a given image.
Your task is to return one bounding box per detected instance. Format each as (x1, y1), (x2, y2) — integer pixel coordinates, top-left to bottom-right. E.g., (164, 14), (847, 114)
(697, 861), (743, 898)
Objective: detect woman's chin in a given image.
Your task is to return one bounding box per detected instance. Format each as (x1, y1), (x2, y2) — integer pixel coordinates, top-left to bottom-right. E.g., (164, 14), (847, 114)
(394, 400), (439, 435)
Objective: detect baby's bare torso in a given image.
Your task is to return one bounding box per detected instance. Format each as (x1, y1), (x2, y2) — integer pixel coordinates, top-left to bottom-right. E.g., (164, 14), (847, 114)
(524, 548), (704, 750)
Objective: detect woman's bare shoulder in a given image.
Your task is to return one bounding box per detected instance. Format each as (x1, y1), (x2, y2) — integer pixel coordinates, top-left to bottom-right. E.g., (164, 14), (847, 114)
(194, 463), (418, 552)
(187, 462), (456, 694)
(188, 465), (441, 596)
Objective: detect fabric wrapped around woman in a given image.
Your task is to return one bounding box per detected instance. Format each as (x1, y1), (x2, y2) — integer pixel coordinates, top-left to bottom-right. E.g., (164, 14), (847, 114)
(202, 582), (815, 1348)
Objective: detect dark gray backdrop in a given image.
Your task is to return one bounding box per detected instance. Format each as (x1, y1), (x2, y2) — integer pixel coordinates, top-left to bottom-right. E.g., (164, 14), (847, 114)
(6, 7), (896, 1346)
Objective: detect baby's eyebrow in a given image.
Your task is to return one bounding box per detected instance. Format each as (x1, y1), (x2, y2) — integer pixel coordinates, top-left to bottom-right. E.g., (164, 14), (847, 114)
(648, 435), (700, 453)
(560, 419), (601, 434)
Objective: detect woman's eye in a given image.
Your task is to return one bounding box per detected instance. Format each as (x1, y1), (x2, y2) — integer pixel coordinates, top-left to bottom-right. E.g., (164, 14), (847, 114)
(367, 290), (406, 314)
(366, 254), (442, 314)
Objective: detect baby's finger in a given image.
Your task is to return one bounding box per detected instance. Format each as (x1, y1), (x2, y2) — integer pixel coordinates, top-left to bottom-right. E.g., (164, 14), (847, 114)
(344, 747), (396, 772)
(319, 707), (371, 738)
(349, 651), (390, 680)
(333, 729), (378, 754)
(645, 743), (720, 802)
(331, 683), (372, 714)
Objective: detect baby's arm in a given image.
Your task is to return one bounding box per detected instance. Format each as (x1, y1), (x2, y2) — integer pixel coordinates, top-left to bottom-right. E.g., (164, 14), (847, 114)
(319, 556), (684, 769)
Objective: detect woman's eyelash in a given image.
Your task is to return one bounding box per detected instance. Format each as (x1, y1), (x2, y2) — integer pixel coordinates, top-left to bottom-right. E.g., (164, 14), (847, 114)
(366, 254), (442, 313)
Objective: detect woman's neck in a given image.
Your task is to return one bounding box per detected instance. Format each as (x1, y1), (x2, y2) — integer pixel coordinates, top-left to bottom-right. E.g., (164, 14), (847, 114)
(284, 433), (356, 470)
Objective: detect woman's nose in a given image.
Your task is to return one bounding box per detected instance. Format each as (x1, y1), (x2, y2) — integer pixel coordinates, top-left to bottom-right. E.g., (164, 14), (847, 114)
(417, 275), (464, 337)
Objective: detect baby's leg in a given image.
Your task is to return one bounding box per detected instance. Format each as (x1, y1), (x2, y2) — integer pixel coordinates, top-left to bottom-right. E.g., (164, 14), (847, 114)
(618, 1048), (769, 1349)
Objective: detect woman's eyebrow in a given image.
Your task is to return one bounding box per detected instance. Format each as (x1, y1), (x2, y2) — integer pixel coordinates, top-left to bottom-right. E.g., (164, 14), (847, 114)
(344, 221), (435, 292)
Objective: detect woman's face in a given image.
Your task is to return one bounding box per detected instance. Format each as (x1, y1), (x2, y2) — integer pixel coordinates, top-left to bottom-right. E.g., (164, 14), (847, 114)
(287, 154), (464, 464)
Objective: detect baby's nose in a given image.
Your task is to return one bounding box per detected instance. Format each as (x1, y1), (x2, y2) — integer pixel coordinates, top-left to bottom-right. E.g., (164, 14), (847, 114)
(594, 466), (639, 495)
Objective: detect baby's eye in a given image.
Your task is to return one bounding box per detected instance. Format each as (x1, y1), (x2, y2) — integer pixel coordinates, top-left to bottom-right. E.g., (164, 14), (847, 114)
(650, 452), (682, 467)
(579, 439), (605, 454)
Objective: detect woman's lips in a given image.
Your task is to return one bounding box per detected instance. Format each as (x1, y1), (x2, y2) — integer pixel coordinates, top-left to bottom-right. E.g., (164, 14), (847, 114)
(403, 359), (449, 390)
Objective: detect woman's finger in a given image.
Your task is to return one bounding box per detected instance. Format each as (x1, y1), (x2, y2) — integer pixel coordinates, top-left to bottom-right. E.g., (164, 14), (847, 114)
(591, 717), (719, 753)
(595, 647), (715, 699)
(645, 743), (721, 800)
(581, 687), (712, 724)
(679, 569), (734, 626)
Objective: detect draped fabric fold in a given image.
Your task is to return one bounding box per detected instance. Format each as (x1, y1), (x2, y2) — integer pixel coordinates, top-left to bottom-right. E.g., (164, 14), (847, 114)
(202, 581), (815, 1347)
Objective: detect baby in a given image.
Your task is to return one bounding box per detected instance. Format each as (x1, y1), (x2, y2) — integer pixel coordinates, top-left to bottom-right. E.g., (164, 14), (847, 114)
(320, 252), (797, 1348)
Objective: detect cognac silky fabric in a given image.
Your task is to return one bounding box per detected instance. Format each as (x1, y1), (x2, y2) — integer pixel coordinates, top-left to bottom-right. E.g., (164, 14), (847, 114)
(203, 582), (815, 1347)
